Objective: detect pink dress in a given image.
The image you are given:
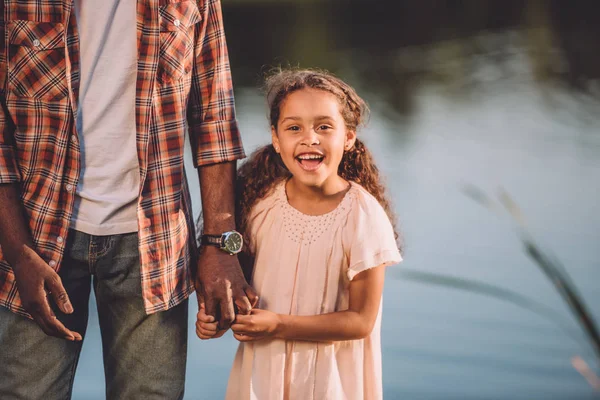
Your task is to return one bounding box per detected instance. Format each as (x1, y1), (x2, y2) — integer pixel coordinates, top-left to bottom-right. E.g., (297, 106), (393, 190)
(226, 181), (402, 400)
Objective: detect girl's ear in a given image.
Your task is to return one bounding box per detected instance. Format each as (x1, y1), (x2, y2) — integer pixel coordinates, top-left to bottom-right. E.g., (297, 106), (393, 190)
(345, 130), (357, 151)
(271, 126), (281, 153)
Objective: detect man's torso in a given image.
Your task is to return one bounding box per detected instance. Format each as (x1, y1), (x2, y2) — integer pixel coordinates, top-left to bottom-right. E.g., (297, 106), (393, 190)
(71, 0), (139, 236)
(0, 0), (244, 316)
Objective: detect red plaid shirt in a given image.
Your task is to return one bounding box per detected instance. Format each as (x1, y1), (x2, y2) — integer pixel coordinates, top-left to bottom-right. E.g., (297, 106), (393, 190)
(0, 0), (244, 317)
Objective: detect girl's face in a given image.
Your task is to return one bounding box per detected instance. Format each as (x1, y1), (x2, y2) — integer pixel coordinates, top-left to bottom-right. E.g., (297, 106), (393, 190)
(272, 88), (356, 190)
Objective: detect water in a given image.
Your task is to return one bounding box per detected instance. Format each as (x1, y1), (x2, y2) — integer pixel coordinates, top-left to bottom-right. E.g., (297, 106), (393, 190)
(71, 2), (600, 398)
(71, 81), (599, 399)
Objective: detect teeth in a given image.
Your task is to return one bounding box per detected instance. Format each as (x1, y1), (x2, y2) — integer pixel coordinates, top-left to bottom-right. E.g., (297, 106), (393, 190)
(297, 154), (323, 160)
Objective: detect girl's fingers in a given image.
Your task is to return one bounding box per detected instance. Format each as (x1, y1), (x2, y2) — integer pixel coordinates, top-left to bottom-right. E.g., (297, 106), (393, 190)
(196, 320), (218, 332)
(230, 323), (248, 334)
(197, 326), (217, 337)
(196, 323), (224, 339)
(196, 326), (212, 340)
(234, 314), (251, 323)
(196, 310), (215, 323)
(233, 333), (257, 342)
(197, 333), (213, 340)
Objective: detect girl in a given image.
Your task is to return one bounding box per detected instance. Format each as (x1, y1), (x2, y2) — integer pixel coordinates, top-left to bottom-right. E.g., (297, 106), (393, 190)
(197, 69), (403, 400)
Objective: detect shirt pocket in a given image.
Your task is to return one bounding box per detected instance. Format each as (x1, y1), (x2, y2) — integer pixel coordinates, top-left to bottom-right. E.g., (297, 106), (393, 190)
(158, 1), (202, 84)
(7, 21), (68, 101)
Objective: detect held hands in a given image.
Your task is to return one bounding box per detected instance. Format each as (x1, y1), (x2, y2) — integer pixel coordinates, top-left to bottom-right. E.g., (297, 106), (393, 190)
(196, 304), (281, 342)
(195, 246), (258, 331)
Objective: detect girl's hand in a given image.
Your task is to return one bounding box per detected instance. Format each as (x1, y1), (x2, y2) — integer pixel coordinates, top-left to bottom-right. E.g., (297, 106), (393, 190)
(231, 308), (281, 342)
(196, 302), (228, 340)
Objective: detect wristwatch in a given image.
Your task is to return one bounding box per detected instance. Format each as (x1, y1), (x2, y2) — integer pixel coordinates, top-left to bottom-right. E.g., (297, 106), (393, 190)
(201, 230), (244, 255)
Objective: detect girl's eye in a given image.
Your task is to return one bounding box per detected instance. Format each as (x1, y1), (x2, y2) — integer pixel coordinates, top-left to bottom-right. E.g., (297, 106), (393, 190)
(318, 125), (332, 131)
(287, 126), (300, 132)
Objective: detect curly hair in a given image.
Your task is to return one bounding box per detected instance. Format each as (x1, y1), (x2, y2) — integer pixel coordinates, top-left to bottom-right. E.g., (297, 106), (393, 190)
(236, 68), (401, 263)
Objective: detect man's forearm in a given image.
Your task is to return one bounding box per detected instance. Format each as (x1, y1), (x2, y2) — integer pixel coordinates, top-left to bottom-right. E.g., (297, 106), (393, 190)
(197, 161), (237, 234)
(0, 184), (34, 267)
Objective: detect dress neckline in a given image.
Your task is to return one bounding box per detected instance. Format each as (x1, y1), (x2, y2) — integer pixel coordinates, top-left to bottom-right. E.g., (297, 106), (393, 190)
(277, 180), (356, 245)
(278, 179), (355, 219)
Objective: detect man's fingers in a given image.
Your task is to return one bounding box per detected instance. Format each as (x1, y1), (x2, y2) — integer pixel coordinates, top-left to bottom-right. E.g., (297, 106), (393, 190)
(244, 286), (259, 308)
(234, 292), (252, 316)
(33, 301), (81, 341)
(46, 275), (73, 315)
(213, 329), (227, 339)
(196, 285), (206, 309)
(30, 311), (54, 337)
(219, 296), (235, 330)
(40, 305), (81, 340)
(204, 295), (218, 320)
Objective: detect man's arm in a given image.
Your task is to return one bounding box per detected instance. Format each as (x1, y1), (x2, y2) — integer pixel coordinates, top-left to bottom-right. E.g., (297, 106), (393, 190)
(196, 162), (257, 329)
(187, 0), (256, 329)
(0, 5), (80, 340)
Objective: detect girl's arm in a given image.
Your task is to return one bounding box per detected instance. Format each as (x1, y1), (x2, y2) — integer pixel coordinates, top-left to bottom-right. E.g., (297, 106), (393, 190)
(231, 264), (386, 342)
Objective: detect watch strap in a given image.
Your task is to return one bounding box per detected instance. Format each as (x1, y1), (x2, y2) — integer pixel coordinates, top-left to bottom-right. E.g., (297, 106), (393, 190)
(201, 234), (223, 247)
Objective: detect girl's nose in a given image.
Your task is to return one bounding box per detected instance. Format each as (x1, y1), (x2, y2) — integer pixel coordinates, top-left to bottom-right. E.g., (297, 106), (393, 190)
(301, 129), (320, 146)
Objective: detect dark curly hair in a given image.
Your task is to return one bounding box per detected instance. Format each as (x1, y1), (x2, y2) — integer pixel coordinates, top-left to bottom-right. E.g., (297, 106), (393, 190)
(236, 68), (401, 268)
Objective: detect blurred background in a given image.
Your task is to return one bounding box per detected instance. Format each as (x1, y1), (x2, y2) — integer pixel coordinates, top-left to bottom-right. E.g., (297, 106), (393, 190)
(74, 1), (600, 398)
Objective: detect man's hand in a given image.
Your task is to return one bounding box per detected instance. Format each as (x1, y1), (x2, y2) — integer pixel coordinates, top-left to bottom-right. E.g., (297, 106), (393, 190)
(195, 245), (258, 330)
(12, 247), (82, 341)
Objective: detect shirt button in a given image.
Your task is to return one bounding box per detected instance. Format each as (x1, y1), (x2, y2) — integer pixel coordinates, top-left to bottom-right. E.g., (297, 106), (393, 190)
(33, 39), (41, 47)
(173, 19), (181, 27)
(71, 135), (77, 142)
(66, 184), (74, 193)
(57, 236), (64, 244)
(49, 260), (57, 268)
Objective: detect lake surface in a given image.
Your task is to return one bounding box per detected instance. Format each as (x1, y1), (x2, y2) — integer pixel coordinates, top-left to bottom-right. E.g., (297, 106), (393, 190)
(71, 79), (600, 399)
(71, 2), (600, 398)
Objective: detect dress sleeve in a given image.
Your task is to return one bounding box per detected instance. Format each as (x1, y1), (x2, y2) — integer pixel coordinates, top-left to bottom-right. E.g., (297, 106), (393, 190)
(345, 191), (402, 281)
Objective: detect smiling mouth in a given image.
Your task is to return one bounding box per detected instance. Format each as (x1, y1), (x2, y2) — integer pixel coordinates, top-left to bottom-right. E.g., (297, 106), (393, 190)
(295, 153), (324, 171)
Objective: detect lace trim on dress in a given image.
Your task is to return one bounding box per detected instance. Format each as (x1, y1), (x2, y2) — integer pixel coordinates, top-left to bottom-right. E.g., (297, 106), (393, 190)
(277, 181), (356, 245)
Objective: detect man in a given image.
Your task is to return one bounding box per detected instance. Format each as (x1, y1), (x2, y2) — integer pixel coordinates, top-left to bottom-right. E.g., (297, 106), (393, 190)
(0, 0), (256, 398)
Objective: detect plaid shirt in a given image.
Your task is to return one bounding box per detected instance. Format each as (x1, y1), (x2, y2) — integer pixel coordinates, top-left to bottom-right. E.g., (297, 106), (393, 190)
(0, 0), (245, 317)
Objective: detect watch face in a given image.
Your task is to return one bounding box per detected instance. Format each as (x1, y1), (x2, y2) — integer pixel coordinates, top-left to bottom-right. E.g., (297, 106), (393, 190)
(223, 231), (243, 254)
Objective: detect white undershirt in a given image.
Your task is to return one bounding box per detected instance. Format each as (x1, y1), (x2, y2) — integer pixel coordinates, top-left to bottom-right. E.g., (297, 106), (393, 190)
(71, 0), (140, 235)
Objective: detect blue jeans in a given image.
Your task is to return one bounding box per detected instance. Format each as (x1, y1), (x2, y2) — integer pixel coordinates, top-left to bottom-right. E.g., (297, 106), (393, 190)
(0, 230), (188, 399)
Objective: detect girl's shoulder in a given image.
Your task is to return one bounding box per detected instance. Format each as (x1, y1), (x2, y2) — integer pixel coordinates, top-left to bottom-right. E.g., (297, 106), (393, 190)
(248, 179), (287, 219)
(344, 182), (402, 279)
(346, 182), (388, 218)
(343, 182), (398, 247)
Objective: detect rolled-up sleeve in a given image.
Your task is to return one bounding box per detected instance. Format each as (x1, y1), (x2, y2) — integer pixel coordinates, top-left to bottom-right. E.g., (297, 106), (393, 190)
(0, 9), (20, 184)
(187, 0), (245, 167)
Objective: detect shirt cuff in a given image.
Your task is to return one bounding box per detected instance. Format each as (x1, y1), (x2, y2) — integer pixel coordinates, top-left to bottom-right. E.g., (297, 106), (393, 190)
(189, 120), (246, 167)
(0, 144), (21, 184)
